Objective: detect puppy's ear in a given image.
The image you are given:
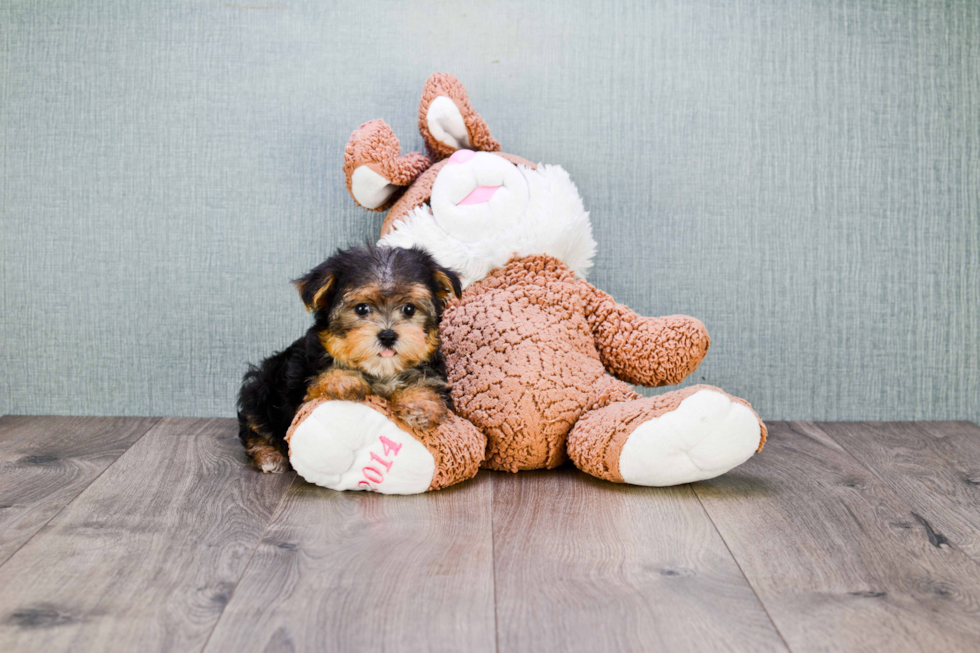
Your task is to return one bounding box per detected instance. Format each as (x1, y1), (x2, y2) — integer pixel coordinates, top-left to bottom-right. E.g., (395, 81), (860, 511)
(293, 261), (337, 313)
(434, 266), (462, 304)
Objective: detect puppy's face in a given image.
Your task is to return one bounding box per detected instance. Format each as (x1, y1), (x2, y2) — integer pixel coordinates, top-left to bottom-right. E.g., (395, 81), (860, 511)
(324, 281), (438, 378)
(294, 246), (462, 379)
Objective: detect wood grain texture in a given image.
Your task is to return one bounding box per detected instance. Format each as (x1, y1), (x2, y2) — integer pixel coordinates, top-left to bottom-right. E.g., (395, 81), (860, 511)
(491, 467), (787, 653)
(0, 415), (158, 566)
(819, 421), (980, 562)
(0, 418), (293, 653)
(694, 421), (980, 652)
(203, 472), (495, 653)
(4, 417), (980, 653)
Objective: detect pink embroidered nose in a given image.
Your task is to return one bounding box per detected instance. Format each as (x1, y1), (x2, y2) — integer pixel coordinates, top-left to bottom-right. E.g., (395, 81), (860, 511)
(447, 149), (476, 165)
(458, 185), (500, 206)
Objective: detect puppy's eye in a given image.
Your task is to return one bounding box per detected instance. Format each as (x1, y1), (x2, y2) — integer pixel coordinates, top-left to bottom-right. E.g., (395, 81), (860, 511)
(354, 303), (370, 317)
(401, 304), (416, 318)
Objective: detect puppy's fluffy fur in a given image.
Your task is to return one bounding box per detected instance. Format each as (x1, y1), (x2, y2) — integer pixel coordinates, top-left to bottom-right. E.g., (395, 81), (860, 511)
(237, 246), (462, 473)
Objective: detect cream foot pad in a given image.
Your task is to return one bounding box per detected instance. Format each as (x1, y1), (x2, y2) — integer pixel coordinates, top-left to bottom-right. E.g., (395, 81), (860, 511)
(288, 401), (435, 494)
(619, 389), (762, 486)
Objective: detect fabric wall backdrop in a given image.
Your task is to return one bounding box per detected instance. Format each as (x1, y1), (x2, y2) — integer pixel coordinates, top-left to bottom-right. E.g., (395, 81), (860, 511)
(2, 1), (978, 421)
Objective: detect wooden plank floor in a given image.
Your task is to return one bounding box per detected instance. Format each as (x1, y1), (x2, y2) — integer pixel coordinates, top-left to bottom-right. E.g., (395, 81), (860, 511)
(1, 418), (979, 652)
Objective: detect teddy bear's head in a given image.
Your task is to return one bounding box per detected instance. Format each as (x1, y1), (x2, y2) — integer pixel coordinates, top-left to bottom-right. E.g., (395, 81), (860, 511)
(343, 73), (596, 289)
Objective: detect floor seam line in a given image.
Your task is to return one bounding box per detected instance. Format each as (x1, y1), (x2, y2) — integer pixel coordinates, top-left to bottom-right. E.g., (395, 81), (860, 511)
(813, 421), (980, 573)
(197, 472), (298, 653)
(491, 474), (501, 653)
(0, 416), (161, 570)
(691, 481), (795, 653)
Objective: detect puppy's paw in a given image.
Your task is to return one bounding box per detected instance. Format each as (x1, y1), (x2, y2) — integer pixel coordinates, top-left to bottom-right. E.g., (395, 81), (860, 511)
(390, 387), (448, 431)
(245, 440), (290, 474)
(305, 369), (370, 402)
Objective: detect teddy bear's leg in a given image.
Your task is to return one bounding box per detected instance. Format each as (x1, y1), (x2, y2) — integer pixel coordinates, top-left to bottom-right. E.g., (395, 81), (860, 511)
(286, 397), (486, 494)
(567, 385), (766, 486)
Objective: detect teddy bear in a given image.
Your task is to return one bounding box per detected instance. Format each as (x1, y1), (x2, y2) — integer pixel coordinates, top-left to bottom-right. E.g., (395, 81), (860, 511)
(285, 73), (766, 494)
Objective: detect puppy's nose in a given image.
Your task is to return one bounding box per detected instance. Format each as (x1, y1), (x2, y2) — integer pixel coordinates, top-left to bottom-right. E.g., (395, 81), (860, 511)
(377, 329), (398, 347)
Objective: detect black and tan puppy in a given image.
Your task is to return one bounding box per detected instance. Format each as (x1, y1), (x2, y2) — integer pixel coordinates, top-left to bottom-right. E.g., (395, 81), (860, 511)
(237, 246), (462, 473)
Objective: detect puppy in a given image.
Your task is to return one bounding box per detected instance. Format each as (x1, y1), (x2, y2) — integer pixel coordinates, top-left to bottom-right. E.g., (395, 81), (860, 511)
(237, 246), (462, 473)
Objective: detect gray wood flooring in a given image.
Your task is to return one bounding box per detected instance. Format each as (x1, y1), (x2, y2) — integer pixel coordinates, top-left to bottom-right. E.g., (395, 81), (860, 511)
(1, 416), (979, 652)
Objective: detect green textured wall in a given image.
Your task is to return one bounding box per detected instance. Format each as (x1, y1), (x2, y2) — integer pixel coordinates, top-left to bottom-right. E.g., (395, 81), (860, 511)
(2, 1), (978, 420)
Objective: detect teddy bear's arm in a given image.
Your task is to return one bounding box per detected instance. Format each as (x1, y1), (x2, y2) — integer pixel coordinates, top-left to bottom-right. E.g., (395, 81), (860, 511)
(578, 280), (711, 387)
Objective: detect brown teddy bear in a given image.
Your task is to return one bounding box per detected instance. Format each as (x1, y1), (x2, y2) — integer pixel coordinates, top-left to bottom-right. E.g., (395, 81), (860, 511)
(286, 73), (766, 494)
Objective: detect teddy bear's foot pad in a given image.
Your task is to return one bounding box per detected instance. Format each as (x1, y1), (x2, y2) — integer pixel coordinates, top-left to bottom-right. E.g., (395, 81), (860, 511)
(289, 401), (435, 494)
(619, 389), (761, 486)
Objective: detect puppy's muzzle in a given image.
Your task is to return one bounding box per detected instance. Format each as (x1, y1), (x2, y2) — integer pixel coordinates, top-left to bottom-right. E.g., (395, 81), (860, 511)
(377, 329), (398, 348)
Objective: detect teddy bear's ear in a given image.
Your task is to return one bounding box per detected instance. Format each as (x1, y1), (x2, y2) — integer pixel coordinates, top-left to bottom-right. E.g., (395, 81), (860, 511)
(418, 73), (500, 160)
(344, 120), (431, 211)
